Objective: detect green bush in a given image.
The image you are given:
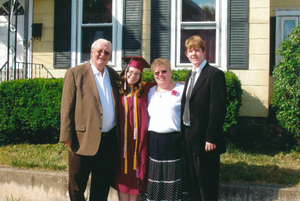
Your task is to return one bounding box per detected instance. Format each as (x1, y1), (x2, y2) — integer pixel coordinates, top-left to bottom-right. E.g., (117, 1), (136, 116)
(0, 69), (242, 145)
(272, 24), (300, 138)
(0, 78), (63, 144)
(143, 69), (243, 133)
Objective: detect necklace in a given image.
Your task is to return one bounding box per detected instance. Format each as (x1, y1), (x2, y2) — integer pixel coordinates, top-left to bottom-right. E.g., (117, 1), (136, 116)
(157, 87), (170, 98)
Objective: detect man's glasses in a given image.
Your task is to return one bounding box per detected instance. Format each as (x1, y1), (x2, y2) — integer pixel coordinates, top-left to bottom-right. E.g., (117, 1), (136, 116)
(154, 70), (167, 76)
(95, 49), (110, 56)
(127, 71), (140, 77)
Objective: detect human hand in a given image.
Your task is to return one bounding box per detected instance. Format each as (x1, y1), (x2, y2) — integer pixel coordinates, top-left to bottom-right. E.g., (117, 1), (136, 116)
(62, 140), (72, 147)
(205, 142), (216, 152)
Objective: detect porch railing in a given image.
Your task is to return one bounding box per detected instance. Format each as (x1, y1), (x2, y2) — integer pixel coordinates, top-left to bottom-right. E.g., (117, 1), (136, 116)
(0, 62), (54, 83)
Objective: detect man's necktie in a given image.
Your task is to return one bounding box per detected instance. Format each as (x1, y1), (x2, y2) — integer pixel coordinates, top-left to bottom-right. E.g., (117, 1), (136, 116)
(183, 71), (196, 125)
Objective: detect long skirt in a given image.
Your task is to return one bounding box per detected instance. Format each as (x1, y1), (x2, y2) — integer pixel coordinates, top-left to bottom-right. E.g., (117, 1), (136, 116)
(145, 131), (189, 201)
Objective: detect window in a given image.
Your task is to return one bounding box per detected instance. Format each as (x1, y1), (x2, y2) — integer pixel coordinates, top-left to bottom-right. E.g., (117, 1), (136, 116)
(275, 10), (300, 64)
(176, 0), (220, 66)
(76, 0), (124, 69)
(79, 0), (113, 63)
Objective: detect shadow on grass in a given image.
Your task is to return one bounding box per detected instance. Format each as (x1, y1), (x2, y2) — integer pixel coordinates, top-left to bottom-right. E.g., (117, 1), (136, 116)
(220, 161), (300, 186)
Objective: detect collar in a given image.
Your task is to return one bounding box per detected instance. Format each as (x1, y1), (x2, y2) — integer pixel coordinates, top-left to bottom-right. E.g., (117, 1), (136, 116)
(193, 59), (207, 73)
(90, 60), (108, 75)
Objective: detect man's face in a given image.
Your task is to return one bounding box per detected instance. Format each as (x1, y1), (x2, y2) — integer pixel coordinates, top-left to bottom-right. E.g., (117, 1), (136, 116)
(186, 47), (206, 68)
(91, 42), (111, 70)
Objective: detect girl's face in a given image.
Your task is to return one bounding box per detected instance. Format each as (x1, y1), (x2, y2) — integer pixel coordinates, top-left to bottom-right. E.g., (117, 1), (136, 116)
(126, 67), (141, 85)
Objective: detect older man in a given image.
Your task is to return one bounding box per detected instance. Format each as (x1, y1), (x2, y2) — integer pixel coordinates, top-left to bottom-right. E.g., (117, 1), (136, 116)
(60, 38), (119, 201)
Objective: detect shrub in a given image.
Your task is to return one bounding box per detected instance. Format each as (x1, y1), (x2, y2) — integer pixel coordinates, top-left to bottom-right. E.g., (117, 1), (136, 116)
(0, 78), (63, 144)
(224, 71), (243, 132)
(0, 69), (242, 144)
(272, 24), (300, 138)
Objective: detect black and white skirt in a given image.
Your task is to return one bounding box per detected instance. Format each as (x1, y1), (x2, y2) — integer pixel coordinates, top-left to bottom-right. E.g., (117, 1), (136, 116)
(145, 131), (189, 201)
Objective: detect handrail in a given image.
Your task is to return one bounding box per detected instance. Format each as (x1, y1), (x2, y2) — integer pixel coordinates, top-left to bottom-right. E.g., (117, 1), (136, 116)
(0, 62), (54, 83)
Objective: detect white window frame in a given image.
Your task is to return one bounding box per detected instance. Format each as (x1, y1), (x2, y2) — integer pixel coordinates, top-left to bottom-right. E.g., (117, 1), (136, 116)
(275, 9), (300, 64)
(170, 0), (227, 71)
(71, 0), (123, 70)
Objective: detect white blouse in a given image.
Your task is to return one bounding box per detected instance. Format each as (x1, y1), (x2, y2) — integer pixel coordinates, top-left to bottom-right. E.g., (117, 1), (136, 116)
(148, 83), (184, 133)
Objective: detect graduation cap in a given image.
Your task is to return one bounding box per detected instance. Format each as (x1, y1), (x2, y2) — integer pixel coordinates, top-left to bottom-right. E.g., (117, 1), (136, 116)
(122, 56), (150, 72)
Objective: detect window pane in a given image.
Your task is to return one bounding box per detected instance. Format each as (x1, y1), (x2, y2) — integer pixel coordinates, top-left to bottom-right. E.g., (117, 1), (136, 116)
(182, 0), (215, 22)
(81, 27), (112, 62)
(283, 20), (295, 40)
(82, 0), (112, 23)
(180, 29), (216, 63)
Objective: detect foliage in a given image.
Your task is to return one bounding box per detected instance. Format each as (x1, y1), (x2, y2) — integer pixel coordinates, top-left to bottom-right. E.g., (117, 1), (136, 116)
(0, 69), (242, 145)
(6, 194), (20, 201)
(0, 78), (63, 144)
(272, 24), (300, 138)
(224, 71), (243, 132)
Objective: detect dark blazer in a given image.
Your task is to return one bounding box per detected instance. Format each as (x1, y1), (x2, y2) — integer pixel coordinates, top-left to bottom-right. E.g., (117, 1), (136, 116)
(181, 62), (227, 156)
(59, 61), (119, 156)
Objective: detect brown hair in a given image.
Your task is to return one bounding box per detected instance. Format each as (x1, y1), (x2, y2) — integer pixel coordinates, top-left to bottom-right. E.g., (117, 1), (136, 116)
(184, 35), (206, 53)
(117, 69), (146, 98)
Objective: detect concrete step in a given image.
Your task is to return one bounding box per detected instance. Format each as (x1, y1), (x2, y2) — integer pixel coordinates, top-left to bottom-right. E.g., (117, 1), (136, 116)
(0, 166), (299, 201)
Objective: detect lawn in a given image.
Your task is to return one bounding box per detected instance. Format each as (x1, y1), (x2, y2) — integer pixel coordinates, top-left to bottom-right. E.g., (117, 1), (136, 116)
(0, 141), (299, 186)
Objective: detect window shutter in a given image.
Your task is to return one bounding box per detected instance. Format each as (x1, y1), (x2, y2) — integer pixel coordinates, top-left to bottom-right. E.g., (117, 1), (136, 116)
(53, 0), (71, 68)
(123, 0), (142, 58)
(270, 17), (276, 75)
(228, 0), (249, 69)
(151, 0), (171, 62)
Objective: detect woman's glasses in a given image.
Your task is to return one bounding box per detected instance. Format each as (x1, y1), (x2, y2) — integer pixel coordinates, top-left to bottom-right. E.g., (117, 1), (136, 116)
(154, 70), (167, 76)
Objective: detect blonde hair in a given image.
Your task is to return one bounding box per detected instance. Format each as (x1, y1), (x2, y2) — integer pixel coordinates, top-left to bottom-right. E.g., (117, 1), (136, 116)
(185, 35), (206, 53)
(150, 58), (171, 72)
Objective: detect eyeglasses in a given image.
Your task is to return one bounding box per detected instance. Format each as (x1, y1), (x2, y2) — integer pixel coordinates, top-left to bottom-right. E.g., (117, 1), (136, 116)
(127, 71), (140, 77)
(154, 70), (167, 76)
(94, 49), (110, 56)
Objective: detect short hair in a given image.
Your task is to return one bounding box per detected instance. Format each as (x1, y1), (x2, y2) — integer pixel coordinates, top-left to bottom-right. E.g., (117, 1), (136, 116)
(150, 58), (171, 72)
(91, 38), (112, 52)
(185, 35), (206, 53)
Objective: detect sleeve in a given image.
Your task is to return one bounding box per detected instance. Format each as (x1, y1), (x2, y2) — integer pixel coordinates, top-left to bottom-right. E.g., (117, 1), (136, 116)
(59, 69), (76, 142)
(206, 69), (227, 144)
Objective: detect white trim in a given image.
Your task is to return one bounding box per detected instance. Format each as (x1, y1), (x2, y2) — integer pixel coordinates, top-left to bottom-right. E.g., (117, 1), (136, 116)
(220, 0), (228, 71)
(114, 0), (123, 71)
(74, 0), (122, 69)
(71, 0), (77, 68)
(275, 9), (300, 64)
(170, 0), (176, 69)
(174, 0), (223, 69)
(27, 0), (33, 64)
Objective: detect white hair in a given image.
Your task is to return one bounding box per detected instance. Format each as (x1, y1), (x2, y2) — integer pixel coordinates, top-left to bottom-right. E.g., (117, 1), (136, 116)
(91, 38), (112, 51)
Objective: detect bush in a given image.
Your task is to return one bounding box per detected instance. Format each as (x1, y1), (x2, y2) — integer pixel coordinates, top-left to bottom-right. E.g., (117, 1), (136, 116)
(0, 78), (63, 144)
(272, 24), (300, 138)
(143, 69), (243, 133)
(0, 69), (242, 145)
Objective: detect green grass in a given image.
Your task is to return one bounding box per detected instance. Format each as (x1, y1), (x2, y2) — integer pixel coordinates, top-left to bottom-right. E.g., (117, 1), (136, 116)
(220, 142), (300, 186)
(0, 141), (299, 186)
(0, 143), (68, 171)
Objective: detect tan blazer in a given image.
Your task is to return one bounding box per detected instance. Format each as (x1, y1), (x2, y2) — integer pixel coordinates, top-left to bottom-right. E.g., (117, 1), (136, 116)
(59, 62), (119, 156)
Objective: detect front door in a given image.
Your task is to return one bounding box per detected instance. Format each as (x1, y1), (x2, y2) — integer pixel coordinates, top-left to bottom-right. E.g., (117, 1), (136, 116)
(0, 0), (30, 79)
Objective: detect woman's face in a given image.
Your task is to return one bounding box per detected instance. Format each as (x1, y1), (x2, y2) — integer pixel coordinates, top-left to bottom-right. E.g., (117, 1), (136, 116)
(153, 65), (172, 87)
(126, 67), (141, 85)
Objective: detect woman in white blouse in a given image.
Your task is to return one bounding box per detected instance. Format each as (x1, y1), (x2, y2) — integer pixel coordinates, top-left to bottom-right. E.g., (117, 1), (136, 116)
(146, 58), (189, 201)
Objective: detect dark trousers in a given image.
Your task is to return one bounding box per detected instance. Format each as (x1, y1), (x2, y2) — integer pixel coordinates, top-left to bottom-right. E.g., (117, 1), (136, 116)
(68, 127), (117, 201)
(184, 127), (220, 201)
